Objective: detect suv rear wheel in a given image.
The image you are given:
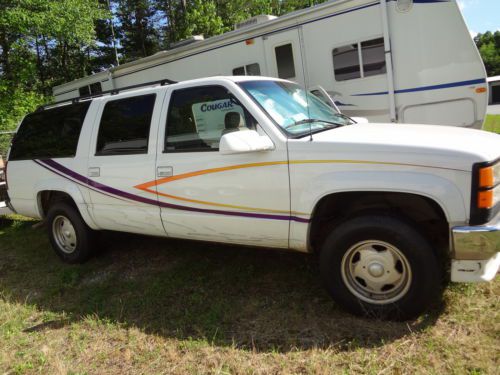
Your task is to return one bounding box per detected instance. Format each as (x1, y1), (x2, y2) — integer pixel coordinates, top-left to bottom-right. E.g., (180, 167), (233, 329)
(319, 214), (441, 320)
(46, 202), (96, 263)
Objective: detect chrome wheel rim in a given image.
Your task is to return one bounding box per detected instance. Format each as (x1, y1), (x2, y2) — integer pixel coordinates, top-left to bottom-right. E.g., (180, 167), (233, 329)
(341, 240), (412, 305)
(52, 215), (77, 254)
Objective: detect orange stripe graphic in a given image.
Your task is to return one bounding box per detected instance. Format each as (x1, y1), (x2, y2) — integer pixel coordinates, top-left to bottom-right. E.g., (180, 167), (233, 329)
(135, 159), (448, 215)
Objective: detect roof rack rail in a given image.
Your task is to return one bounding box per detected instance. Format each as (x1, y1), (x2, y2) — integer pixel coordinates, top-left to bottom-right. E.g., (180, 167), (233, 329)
(37, 78), (177, 112)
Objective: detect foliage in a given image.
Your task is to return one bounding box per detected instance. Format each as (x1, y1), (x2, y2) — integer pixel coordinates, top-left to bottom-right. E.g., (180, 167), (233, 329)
(0, 0), (327, 137)
(483, 115), (500, 134)
(474, 31), (500, 77)
(0, 216), (498, 373)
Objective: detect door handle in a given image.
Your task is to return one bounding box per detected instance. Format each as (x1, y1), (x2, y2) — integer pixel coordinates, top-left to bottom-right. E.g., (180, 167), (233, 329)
(157, 166), (173, 178)
(88, 167), (100, 177)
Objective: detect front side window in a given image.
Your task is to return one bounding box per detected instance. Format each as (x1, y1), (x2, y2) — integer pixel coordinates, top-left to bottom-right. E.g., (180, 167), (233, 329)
(165, 86), (255, 152)
(275, 44), (296, 79)
(96, 94), (156, 156)
(333, 38), (386, 81)
(240, 80), (352, 138)
(9, 102), (91, 160)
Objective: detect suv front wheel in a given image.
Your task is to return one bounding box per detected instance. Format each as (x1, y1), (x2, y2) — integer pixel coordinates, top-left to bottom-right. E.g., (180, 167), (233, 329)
(320, 214), (441, 320)
(46, 202), (96, 263)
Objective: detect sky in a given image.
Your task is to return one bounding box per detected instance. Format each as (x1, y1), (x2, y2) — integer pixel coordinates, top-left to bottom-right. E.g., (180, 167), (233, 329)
(458, 0), (500, 37)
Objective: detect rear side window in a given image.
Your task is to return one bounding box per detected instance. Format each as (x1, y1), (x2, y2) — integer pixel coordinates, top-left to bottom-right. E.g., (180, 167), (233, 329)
(96, 94), (156, 156)
(9, 102), (90, 160)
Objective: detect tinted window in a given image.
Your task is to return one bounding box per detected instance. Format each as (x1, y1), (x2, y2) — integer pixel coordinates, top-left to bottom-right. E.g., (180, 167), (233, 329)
(233, 63), (260, 76)
(96, 94), (156, 156)
(246, 63), (261, 75)
(332, 44), (361, 81)
(233, 66), (245, 75)
(275, 44), (296, 79)
(90, 82), (102, 94)
(166, 86), (255, 152)
(79, 85), (90, 96)
(361, 38), (386, 77)
(9, 102), (90, 160)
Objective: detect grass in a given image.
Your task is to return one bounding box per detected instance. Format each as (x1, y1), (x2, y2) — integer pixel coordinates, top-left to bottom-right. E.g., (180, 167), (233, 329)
(0, 215), (498, 374)
(483, 115), (500, 133)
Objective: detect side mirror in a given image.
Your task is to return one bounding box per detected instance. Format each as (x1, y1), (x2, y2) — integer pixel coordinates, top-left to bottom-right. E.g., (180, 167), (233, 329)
(219, 130), (275, 155)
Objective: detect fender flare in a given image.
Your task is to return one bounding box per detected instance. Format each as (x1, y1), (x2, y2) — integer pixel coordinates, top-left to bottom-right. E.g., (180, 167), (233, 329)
(34, 178), (99, 230)
(304, 171), (468, 224)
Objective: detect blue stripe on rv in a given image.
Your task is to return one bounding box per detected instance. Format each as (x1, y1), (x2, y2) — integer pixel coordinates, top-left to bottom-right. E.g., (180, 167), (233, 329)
(351, 78), (487, 97)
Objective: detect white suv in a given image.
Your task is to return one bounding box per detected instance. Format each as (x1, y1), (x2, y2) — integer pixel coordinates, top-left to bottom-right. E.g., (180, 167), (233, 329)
(5, 76), (500, 319)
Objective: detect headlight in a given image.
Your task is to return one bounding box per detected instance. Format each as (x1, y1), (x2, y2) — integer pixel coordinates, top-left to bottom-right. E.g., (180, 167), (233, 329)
(471, 160), (500, 225)
(478, 184), (500, 209)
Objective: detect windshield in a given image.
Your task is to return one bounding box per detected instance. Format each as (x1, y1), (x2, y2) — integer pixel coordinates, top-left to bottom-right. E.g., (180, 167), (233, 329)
(239, 80), (353, 137)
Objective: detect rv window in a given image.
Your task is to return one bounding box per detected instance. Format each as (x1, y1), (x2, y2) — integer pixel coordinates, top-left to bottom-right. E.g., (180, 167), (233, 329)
(275, 44), (296, 79)
(90, 82), (102, 94)
(9, 102), (91, 160)
(165, 86), (256, 152)
(233, 67), (245, 75)
(96, 94), (156, 156)
(79, 85), (90, 96)
(246, 63), (261, 76)
(361, 38), (386, 77)
(332, 44), (361, 81)
(232, 63), (261, 76)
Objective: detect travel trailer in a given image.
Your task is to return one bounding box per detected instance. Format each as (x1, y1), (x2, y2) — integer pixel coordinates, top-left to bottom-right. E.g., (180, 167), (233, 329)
(52, 0), (488, 128)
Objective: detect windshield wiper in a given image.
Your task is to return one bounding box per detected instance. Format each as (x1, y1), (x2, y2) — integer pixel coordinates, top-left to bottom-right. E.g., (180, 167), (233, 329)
(285, 118), (343, 129)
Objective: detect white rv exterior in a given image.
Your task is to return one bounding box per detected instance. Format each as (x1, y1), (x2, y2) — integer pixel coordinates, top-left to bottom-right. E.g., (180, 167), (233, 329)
(53, 0), (488, 128)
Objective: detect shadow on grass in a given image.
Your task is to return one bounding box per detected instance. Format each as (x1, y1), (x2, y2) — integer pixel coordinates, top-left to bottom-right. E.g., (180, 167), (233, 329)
(0, 217), (444, 353)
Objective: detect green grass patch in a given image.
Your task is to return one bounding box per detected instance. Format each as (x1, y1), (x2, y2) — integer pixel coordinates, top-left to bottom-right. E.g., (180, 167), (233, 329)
(0, 216), (498, 374)
(483, 115), (500, 133)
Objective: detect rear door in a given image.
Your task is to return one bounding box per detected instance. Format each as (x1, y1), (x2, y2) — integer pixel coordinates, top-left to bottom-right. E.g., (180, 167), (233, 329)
(86, 89), (166, 236)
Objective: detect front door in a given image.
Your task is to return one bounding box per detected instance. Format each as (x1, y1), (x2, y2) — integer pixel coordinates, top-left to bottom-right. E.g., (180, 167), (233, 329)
(147, 83), (291, 248)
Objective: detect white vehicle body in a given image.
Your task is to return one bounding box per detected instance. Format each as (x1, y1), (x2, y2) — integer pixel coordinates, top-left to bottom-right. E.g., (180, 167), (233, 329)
(52, 0), (488, 128)
(6, 76), (499, 318)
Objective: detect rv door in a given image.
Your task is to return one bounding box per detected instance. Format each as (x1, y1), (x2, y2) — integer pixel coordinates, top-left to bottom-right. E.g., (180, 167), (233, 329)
(263, 29), (305, 87)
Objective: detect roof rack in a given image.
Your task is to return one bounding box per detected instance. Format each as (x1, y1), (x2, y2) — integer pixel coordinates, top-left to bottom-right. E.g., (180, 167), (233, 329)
(37, 78), (177, 112)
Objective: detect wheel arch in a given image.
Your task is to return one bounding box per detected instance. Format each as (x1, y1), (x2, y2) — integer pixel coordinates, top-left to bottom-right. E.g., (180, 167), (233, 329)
(35, 182), (98, 230)
(308, 191), (450, 259)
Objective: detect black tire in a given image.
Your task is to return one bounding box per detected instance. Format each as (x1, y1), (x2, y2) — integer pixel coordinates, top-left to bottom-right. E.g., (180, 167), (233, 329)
(319, 214), (441, 320)
(46, 202), (96, 263)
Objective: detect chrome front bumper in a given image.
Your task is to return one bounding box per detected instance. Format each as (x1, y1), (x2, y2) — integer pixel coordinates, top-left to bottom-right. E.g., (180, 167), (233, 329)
(451, 215), (500, 282)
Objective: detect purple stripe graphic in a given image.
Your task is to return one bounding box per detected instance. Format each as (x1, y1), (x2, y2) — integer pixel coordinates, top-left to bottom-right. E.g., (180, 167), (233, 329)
(37, 159), (310, 223)
(34, 160), (129, 202)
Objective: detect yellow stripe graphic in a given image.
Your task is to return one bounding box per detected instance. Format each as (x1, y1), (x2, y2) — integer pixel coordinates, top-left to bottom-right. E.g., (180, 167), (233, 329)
(135, 159), (438, 215)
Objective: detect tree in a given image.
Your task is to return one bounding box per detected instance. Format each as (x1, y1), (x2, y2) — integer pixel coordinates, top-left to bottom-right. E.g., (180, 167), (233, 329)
(0, 0), (108, 136)
(475, 31), (500, 77)
(116, 0), (160, 61)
